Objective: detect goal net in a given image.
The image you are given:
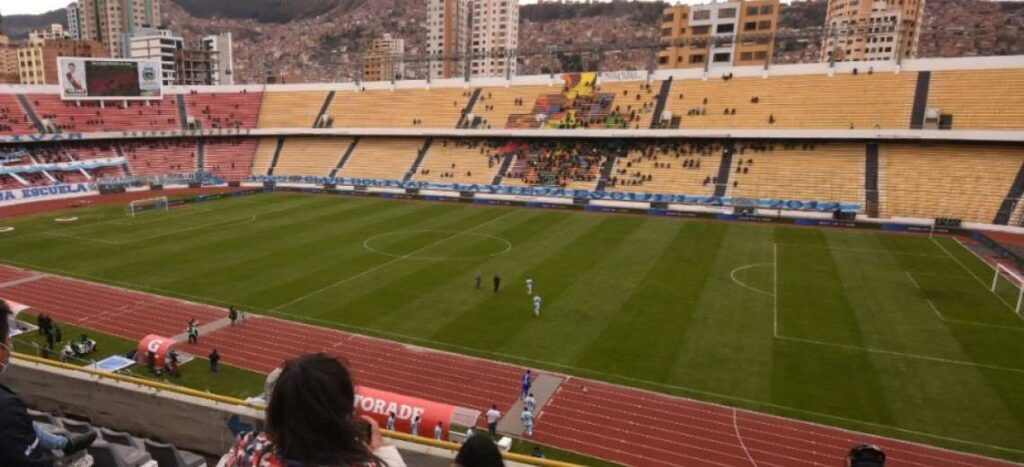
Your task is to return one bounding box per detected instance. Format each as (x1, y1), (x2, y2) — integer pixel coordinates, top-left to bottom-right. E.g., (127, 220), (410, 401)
(125, 196), (169, 218)
(991, 263), (1024, 318)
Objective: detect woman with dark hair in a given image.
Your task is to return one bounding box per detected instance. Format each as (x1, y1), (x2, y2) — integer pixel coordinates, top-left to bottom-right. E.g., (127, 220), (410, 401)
(219, 353), (406, 467)
(455, 436), (505, 467)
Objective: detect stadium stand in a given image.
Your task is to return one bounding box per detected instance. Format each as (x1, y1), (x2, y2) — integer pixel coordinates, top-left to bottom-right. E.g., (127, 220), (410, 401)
(927, 69), (1024, 130)
(608, 142), (724, 195)
(202, 138), (259, 181)
(0, 94), (38, 134)
(879, 143), (1024, 222)
(326, 88), (473, 128)
(255, 91), (326, 128)
(501, 140), (607, 190)
(249, 137), (281, 176)
(471, 86), (554, 129)
(183, 90), (262, 130)
(27, 95), (180, 133)
(413, 138), (503, 184)
(337, 137), (424, 179)
(729, 142), (866, 203)
(663, 73), (917, 129)
(120, 140), (199, 176)
(272, 136), (355, 176)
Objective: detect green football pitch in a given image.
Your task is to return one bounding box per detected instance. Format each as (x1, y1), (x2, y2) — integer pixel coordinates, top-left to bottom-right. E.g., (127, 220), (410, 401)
(1, 192), (1023, 460)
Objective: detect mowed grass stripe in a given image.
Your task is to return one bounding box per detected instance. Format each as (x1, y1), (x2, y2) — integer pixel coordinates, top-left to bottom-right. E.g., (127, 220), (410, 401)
(160, 199), (451, 302)
(526, 217), (686, 375)
(828, 232), (1023, 449)
(668, 223), (774, 400)
(770, 227), (895, 425)
(375, 211), (607, 340)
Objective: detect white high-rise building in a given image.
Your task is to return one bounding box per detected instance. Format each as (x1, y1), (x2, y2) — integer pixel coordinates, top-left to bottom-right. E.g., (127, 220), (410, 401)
(469, 0), (518, 78)
(201, 33), (234, 85)
(67, 2), (82, 41)
(426, 0), (470, 80)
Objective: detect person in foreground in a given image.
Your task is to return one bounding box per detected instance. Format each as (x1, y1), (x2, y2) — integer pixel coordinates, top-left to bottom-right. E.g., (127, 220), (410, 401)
(454, 436), (505, 467)
(0, 301), (96, 466)
(219, 353), (406, 467)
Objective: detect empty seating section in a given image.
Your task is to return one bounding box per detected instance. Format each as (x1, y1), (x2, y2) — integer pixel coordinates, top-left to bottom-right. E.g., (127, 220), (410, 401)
(29, 408), (205, 467)
(327, 88), (471, 128)
(184, 91), (262, 129)
(879, 144), (1024, 222)
(473, 86), (558, 129)
(928, 69), (1024, 130)
(203, 139), (259, 181)
(0, 94), (37, 134)
(256, 91), (326, 128)
(414, 139), (501, 184)
(120, 140), (198, 176)
(664, 73), (916, 129)
(730, 143), (865, 203)
(339, 138), (424, 179)
(28, 94), (179, 133)
(273, 137), (354, 176)
(609, 146), (722, 196)
(249, 138), (280, 175)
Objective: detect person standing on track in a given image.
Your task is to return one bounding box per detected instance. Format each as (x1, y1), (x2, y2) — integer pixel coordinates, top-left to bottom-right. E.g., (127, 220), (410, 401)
(524, 393), (536, 414)
(493, 274), (501, 293)
(485, 405), (501, 438)
(520, 406), (535, 439)
(188, 318), (200, 344)
(521, 370), (533, 400)
(228, 306), (238, 326)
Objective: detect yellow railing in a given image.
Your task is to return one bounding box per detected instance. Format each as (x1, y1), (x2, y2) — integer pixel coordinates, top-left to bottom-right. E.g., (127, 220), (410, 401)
(14, 352), (583, 467)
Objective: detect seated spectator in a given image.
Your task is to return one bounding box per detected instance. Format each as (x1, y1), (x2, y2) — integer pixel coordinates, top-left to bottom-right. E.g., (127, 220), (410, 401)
(219, 353), (405, 467)
(455, 436), (505, 467)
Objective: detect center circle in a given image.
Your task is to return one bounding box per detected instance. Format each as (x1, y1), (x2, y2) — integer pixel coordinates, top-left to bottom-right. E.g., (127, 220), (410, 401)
(363, 230), (512, 260)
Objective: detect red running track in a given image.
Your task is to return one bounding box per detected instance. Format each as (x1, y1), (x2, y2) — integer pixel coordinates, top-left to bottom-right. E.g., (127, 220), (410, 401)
(2, 264), (1019, 467)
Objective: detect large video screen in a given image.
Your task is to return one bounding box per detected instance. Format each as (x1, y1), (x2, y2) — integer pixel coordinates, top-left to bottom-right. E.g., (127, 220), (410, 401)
(59, 58), (163, 100)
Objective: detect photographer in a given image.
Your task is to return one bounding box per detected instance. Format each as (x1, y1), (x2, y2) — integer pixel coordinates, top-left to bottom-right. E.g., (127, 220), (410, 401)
(219, 353), (405, 467)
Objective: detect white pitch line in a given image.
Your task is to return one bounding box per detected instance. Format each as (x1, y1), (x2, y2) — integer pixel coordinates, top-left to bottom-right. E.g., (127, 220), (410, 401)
(773, 243), (779, 338)
(729, 263), (774, 297)
(272, 209), (518, 311)
(931, 237), (1016, 312)
(905, 271), (922, 290)
(733, 409), (758, 467)
(776, 335), (1024, 374)
(772, 243), (947, 258)
(926, 298), (945, 321)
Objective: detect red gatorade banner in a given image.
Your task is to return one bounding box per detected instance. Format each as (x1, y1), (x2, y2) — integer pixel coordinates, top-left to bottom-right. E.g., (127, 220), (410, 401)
(136, 334), (176, 368)
(354, 385), (457, 439)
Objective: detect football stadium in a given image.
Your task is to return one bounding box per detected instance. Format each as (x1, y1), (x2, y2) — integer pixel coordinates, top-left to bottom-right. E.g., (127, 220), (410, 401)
(1, 1), (1024, 466)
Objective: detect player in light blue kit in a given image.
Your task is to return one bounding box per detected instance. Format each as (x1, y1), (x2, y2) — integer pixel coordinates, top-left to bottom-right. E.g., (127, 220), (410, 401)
(521, 407), (535, 438)
(533, 295), (542, 317)
(526, 277), (534, 295)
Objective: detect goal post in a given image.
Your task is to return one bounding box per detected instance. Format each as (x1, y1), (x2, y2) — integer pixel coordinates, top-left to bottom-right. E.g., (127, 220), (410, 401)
(991, 263), (1024, 318)
(125, 196), (170, 218)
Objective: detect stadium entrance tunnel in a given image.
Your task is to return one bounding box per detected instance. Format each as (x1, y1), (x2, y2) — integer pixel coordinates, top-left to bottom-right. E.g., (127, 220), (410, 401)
(363, 230), (512, 260)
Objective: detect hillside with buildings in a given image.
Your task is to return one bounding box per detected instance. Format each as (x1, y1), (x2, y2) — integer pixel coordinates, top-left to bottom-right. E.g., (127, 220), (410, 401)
(2, 0), (1024, 85)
